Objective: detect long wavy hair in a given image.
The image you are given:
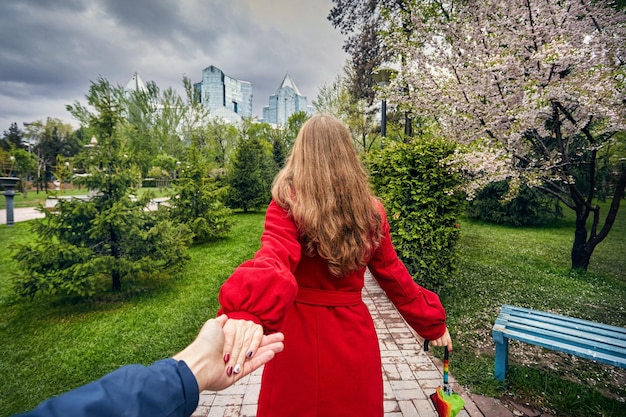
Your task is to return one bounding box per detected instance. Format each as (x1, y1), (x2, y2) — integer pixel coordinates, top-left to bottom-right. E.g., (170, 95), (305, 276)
(272, 114), (382, 277)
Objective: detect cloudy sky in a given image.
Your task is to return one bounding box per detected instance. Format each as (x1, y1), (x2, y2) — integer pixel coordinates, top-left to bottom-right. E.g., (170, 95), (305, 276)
(0, 0), (349, 132)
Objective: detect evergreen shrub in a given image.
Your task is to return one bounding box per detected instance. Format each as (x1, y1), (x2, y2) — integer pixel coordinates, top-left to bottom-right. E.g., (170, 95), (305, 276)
(167, 136), (233, 244)
(169, 175), (232, 244)
(366, 138), (465, 291)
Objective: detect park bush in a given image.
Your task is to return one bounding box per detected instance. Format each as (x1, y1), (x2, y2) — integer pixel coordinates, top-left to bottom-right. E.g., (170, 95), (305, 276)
(168, 149), (232, 244)
(169, 178), (232, 244)
(366, 138), (465, 291)
(466, 180), (562, 226)
(226, 126), (277, 212)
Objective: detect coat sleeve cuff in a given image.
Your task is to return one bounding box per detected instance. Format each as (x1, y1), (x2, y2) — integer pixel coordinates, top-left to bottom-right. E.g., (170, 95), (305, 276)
(167, 359), (199, 415)
(219, 311), (264, 328)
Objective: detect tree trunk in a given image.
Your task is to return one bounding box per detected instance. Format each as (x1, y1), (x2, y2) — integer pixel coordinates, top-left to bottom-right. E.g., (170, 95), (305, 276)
(404, 113), (413, 139)
(570, 168), (626, 271)
(110, 223), (122, 291)
(571, 212), (592, 270)
(112, 269), (121, 291)
(19, 178), (28, 198)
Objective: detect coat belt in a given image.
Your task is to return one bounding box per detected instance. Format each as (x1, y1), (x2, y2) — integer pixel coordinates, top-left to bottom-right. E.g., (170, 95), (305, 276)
(295, 287), (362, 307)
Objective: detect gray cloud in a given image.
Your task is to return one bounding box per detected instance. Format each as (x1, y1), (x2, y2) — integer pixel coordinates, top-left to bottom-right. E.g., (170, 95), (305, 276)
(0, 0), (347, 130)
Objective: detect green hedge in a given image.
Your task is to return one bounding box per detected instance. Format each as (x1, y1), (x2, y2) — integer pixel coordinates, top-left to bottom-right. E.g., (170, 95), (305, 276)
(366, 138), (465, 291)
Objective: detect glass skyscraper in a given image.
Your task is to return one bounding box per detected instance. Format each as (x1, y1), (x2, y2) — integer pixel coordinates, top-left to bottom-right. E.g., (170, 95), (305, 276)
(263, 73), (314, 126)
(194, 65), (252, 124)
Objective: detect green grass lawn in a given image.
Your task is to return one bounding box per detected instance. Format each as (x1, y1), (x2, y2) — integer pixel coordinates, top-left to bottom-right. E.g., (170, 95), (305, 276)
(0, 201), (625, 416)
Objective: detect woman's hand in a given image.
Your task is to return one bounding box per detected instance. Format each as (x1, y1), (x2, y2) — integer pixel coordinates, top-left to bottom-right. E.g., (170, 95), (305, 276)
(428, 327), (453, 352)
(173, 315), (284, 392)
(221, 318), (265, 377)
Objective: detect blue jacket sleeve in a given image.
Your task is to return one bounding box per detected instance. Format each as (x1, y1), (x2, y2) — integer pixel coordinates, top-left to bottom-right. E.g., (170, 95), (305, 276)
(14, 359), (199, 417)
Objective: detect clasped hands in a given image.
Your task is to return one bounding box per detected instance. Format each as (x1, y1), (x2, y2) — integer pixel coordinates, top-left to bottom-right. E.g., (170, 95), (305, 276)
(173, 315), (282, 392)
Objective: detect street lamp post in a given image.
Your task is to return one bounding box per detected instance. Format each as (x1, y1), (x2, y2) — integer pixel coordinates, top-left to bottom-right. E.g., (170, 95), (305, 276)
(1, 156), (18, 225)
(1, 177), (19, 226)
(380, 97), (387, 138)
(65, 161), (71, 190)
(372, 69), (395, 147)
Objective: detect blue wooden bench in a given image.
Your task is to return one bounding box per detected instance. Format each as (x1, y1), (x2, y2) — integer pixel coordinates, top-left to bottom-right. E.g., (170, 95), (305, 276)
(492, 304), (626, 380)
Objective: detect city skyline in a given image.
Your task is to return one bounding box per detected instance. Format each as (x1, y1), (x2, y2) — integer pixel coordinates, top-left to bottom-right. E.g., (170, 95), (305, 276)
(0, 0), (348, 131)
(192, 66), (313, 125)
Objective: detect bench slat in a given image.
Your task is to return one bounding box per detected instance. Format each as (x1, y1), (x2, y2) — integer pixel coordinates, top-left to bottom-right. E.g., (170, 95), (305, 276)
(493, 325), (626, 367)
(495, 316), (626, 352)
(500, 305), (626, 337)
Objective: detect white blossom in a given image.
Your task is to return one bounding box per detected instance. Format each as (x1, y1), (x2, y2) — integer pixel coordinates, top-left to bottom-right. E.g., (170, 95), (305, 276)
(382, 0), (625, 200)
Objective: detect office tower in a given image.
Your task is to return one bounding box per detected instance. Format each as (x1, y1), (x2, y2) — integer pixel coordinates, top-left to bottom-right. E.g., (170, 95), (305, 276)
(194, 65), (252, 124)
(263, 73), (314, 125)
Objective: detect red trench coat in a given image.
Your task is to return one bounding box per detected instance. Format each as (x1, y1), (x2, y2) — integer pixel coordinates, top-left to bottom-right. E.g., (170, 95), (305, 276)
(218, 200), (447, 417)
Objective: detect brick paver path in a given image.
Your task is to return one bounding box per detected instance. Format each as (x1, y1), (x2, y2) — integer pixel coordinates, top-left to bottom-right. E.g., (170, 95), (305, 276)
(192, 272), (483, 417)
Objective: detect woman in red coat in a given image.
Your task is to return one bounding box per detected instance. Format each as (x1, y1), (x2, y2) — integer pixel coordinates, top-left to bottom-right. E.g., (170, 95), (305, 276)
(218, 114), (452, 417)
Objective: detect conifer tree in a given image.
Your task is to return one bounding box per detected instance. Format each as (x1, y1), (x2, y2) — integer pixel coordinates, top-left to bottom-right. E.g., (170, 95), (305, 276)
(0, 123), (24, 151)
(226, 122), (277, 212)
(168, 135), (232, 244)
(13, 78), (191, 297)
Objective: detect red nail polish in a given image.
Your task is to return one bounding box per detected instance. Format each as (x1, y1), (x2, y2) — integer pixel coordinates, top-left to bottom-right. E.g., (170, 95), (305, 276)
(224, 353), (230, 363)
(226, 366), (233, 376)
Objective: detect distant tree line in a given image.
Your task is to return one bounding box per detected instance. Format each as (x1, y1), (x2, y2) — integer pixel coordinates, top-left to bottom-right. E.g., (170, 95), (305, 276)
(8, 76), (309, 298)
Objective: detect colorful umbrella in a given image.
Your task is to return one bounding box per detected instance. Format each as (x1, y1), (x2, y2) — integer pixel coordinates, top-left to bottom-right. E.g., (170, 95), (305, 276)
(424, 341), (465, 417)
